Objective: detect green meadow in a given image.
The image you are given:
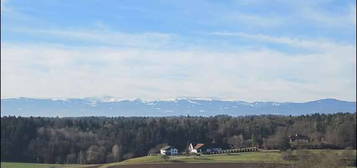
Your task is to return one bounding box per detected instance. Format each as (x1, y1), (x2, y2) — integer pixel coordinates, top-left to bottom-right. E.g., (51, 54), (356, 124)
(2, 150), (356, 168)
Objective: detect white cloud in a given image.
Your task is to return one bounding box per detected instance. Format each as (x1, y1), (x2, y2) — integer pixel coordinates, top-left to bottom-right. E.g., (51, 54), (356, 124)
(212, 31), (356, 53)
(12, 28), (176, 49)
(1, 30), (355, 102)
(302, 7), (355, 27)
(232, 0), (356, 28)
(293, 1), (356, 27)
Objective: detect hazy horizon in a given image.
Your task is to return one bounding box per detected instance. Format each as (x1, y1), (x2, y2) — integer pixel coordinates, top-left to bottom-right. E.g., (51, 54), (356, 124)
(1, 96), (356, 103)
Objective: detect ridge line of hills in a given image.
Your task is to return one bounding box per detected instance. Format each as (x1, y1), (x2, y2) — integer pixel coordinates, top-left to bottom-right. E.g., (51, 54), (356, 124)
(1, 97), (356, 117)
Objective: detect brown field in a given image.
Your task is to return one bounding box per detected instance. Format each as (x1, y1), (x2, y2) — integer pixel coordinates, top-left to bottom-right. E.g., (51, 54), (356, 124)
(107, 163), (290, 168)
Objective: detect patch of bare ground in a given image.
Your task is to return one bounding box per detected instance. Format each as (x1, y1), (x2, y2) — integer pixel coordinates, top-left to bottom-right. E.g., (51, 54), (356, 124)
(106, 163), (290, 168)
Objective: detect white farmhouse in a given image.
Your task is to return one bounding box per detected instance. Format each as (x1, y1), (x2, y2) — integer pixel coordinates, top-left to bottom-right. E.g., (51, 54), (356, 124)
(188, 143), (222, 154)
(160, 146), (178, 155)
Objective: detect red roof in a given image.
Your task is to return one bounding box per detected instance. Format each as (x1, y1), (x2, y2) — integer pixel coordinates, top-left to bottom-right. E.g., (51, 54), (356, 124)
(194, 144), (205, 149)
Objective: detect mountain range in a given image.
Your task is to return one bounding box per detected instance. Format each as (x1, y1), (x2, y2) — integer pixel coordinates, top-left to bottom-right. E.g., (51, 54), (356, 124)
(1, 97), (355, 117)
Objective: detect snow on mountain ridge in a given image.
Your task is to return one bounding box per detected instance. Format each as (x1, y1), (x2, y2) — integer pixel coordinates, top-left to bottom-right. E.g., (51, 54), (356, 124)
(1, 97), (355, 117)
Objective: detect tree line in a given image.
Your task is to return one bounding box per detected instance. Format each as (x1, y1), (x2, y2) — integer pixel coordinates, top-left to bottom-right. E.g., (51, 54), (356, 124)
(1, 113), (356, 164)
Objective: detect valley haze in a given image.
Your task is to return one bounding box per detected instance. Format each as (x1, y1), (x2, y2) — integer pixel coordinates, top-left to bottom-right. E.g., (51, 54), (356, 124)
(1, 97), (355, 117)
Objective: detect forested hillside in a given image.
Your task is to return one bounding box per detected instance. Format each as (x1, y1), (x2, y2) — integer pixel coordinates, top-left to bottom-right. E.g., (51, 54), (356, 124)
(1, 113), (356, 164)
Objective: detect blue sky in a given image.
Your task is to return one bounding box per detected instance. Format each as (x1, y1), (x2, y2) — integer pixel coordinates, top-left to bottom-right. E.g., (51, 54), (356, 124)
(1, 0), (356, 102)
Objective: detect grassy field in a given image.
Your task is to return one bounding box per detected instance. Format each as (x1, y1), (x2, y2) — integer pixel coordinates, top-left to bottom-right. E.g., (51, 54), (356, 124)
(101, 149), (357, 167)
(100, 151), (288, 168)
(0, 162), (97, 168)
(1, 151), (289, 168)
(2, 150), (356, 168)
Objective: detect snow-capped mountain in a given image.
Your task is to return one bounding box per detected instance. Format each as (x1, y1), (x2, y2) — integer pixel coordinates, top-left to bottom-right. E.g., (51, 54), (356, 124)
(1, 97), (355, 117)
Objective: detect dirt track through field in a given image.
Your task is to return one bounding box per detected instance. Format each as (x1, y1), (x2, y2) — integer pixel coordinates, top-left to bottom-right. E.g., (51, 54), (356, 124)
(107, 163), (290, 168)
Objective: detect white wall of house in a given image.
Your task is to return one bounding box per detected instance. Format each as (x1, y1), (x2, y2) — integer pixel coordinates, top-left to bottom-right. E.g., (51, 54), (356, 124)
(160, 148), (178, 155)
(189, 144), (199, 153)
(188, 144), (194, 153)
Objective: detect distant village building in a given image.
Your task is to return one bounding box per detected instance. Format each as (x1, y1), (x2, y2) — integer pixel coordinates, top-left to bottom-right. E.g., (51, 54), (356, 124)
(289, 134), (309, 143)
(188, 143), (222, 154)
(160, 146), (178, 155)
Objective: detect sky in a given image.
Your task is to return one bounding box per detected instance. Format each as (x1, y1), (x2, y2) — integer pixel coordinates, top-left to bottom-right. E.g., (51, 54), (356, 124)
(1, 0), (356, 102)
